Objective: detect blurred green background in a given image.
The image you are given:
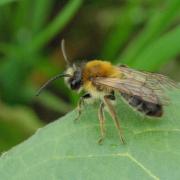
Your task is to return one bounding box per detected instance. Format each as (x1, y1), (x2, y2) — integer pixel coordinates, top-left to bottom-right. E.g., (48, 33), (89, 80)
(0, 0), (179, 153)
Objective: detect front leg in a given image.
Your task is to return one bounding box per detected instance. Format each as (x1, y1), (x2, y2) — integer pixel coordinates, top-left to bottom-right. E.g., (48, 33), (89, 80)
(104, 95), (126, 144)
(75, 93), (91, 121)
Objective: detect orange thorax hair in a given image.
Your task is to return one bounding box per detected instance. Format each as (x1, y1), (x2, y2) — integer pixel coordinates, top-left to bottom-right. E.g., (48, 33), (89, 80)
(82, 60), (122, 93)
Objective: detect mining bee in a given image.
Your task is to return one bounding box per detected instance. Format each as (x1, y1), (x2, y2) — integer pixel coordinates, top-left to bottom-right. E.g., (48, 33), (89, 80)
(36, 40), (179, 144)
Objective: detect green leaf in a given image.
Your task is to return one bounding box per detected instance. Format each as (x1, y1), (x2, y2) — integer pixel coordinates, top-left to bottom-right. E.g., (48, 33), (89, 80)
(0, 101), (42, 152)
(0, 89), (180, 179)
(100, 4), (136, 60)
(119, 0), (180, 65)
(29, 0), (83, 52)
(131, 25), (180, 71)
(0, 0), (17, 6)
(31, 0), (54, 33)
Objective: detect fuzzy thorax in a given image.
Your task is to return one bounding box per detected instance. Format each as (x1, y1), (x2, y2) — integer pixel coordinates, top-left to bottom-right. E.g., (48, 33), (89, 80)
(82, 60), (122, 98)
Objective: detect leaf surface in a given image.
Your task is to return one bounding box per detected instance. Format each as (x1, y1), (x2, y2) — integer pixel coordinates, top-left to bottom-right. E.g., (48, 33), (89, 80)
(0, 90), (180, 180)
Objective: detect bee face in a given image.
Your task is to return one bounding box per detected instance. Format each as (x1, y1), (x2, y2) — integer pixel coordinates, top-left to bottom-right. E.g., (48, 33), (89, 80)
(65, 66), (83, 91)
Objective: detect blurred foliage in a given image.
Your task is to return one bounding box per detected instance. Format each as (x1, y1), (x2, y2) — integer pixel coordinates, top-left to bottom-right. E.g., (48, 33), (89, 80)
(0, 0), (179, 153)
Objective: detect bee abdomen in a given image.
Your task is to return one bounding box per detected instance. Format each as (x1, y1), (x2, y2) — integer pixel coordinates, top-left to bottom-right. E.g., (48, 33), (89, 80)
(121, 93), (163, 117)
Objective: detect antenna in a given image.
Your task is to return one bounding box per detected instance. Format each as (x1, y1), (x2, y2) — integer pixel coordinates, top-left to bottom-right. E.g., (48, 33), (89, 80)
(36, 39), (72, 96)
(36, 73), (71, 96)
(61, 39), (70, 66)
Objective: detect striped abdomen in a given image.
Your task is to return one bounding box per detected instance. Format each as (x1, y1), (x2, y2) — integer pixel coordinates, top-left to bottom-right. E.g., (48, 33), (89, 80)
(121, 93), (163, 117)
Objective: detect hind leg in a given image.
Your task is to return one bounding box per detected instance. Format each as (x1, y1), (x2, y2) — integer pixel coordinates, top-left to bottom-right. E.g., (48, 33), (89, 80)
(104, 95), (126, 144)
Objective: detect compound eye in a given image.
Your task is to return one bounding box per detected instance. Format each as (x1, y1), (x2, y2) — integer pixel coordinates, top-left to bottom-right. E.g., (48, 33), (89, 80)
(69, 77), (82, 90)
(68, 69), (82, 90)
(70, 80), (78, 89)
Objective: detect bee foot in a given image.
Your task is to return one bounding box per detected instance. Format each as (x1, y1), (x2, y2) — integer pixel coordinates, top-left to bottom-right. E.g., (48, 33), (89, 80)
(97, 137), (105, 145)
(120, 136), (126, 145)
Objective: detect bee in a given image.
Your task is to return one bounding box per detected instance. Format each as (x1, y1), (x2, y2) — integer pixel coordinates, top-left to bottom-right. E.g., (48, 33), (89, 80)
(36, 40), (179, 144)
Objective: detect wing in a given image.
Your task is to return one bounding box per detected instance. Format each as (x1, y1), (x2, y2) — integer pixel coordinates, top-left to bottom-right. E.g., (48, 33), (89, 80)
(93, 66), (179, 105)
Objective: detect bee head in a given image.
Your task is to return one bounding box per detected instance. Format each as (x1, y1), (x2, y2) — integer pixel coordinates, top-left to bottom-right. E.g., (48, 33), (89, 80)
(65, 65), (83, 91)
(36, 39), (83, 96)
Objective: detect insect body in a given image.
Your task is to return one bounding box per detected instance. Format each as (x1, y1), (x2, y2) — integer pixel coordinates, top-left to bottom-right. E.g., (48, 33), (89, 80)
(36, 40), (178, 144)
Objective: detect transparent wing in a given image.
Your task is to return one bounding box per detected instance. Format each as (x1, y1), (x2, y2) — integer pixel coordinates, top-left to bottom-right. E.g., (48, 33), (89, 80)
(118, 66), (178, 89)
(93, 66), (179, 105)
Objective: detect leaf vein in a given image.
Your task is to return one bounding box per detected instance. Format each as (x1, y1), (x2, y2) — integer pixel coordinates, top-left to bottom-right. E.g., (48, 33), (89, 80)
(127, 154), (160, 180)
